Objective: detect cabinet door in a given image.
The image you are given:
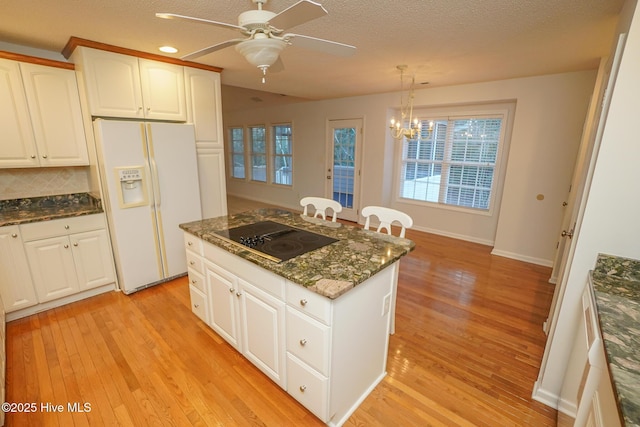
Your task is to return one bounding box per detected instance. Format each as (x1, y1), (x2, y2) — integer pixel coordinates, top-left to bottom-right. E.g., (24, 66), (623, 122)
(239, 278), (286, 388)
(139, 59), (186, 121)
(25, 236), (80, 302)
(0, 226), (38, 312)
(79, 48), (144, 118)
(196, 148), (228, 218)
(70, 229), (116, 290)
(206, 263), (241, 350)
(20, 62), (89, 166)
(184, 67), (223, 147)
(0, 58), (38, 168)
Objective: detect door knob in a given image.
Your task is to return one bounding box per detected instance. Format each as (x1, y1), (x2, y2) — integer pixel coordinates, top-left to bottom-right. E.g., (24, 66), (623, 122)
(561, 229), (574, 238)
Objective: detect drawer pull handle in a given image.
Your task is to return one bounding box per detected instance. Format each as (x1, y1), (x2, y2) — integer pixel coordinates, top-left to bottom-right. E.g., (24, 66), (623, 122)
(300, 299), (308, 306)
(299, 339), (307, 346)
(64, 225), (70, 230)
(299, 385), (306, 392)
(11, 233), (18, 238)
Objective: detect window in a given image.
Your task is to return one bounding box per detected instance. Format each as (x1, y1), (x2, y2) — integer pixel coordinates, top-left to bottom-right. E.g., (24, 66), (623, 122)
(229, 127), (245, 179)
(272, 124), (292, 186)
(249, 125), (266, 182)
(400, 113), (505, 211)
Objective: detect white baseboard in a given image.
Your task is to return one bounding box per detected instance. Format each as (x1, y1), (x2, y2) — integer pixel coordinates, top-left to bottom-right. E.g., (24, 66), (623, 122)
(410, 224), (495, 247)
(491, 248), (553, 267)
(532, 380), (560, 409)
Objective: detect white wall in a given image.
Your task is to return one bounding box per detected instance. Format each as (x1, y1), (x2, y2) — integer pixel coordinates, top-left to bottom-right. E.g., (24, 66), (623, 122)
(535, 0), (639, 410)
(224, 71), (596, 265)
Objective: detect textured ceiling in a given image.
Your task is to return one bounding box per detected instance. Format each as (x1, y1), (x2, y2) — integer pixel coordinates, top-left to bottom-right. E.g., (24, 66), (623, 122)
(0, 0), (625, 105)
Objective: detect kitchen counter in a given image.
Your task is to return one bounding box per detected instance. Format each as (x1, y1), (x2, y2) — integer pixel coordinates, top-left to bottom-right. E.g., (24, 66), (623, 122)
(179, 208), (415, 299)
(0, 193), (103, 227)
(591, 254), (640, 427)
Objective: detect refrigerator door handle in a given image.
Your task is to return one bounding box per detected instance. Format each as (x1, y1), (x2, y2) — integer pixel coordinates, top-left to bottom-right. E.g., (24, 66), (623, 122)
(150, 157), (161, 208)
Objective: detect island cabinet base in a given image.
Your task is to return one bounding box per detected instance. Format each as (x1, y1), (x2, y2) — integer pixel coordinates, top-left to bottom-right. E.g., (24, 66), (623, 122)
(183, 232), (396, 426)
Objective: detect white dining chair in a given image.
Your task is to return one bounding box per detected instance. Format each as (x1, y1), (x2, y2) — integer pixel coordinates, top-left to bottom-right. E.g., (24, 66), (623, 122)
(362, 205), (413, 336)
(361, 205), (413, 238)
(300, 196), (343, 222)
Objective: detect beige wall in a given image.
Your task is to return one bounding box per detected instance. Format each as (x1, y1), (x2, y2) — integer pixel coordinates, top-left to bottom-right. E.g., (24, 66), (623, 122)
(224, 70), (596, 266)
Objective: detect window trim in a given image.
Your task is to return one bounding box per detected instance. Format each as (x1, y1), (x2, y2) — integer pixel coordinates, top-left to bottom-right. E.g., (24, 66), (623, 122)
(271, 123), (293, 187)
(393, 102), (515, 216)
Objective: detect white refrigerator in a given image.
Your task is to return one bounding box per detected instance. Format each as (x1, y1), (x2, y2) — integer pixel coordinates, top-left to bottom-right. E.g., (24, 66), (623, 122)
(93, 119), (202, 294)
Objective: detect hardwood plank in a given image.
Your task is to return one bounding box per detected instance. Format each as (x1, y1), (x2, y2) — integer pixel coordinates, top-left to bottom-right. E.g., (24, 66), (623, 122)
(5, 197), (557, 426)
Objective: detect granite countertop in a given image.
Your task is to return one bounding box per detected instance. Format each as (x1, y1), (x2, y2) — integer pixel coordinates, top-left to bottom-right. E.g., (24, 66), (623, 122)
(179, 208), (415, 299)
(591, 254), (640, 427)
(0, 193), (103, 227)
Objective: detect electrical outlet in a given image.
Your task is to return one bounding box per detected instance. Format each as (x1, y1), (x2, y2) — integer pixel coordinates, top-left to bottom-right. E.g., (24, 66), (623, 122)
(382, 293), (391, 316)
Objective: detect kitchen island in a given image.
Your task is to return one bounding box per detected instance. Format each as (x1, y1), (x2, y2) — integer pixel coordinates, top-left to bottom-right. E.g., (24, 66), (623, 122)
(179, 208), (414, 426)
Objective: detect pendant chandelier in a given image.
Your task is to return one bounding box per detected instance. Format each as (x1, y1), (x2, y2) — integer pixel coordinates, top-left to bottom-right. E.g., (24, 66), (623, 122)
(389, 65), (420, 140)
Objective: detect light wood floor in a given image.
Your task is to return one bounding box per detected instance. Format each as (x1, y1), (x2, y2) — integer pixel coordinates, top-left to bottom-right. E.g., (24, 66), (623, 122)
(5, 197), (557, 426)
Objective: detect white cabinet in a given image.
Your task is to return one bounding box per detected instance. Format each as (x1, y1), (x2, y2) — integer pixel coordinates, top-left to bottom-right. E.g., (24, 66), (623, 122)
(0, 225), (38, 312)
(0, 58), (89, 168)
(184, 231), (397, 425)
(21, 214), (116, 303)
(73, 47), (186, 121)
(201, 241), (286, 388)
(184, 67), (227, 218)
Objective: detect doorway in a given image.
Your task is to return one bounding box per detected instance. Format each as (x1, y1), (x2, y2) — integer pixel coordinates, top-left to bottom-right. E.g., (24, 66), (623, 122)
(326, 119), (362, 222)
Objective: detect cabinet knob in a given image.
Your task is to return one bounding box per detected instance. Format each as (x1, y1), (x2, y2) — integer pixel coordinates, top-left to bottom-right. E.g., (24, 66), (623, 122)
(299, 339), (307, 346)
(194, 303), (199, 309)
(42, 154), (48, 159)
(299, 299), (308, 307)
(189, 260), (195, 265)
(64, 225), (70, 230)
(64, 244), (69, 249)
(229, 287), (235, 293)
(73, 242), (78, 247)
(236, 292), (242, 297)
(299, 385), (307, 393)
(30, 155), (36, 159)
(11, 233), (18, 238)
(191, 279), (197, 284)
(187, 241), (193, 246)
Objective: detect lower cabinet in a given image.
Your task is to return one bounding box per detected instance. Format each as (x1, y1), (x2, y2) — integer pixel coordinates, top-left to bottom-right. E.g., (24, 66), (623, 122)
(184, 231), (396, 426)
(0, 214), (116, 320)
(0, 225), (38, 312)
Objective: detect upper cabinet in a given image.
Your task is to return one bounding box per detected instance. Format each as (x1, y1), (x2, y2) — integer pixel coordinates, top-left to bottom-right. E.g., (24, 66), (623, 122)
(73, 47), (186, 121)
(185, 66), (224, 148)
(0, 57), (89, 168)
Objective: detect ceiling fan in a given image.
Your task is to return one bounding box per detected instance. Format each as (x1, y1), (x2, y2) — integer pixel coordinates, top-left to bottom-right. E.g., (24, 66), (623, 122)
(156, 0), (356, 82)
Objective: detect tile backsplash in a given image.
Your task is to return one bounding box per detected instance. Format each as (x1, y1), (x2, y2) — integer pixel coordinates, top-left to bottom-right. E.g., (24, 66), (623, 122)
(0, 167), (91, 200)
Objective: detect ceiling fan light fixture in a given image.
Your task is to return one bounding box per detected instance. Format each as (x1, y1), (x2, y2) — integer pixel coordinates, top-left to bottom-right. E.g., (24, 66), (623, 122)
(236, 36), (286, 82)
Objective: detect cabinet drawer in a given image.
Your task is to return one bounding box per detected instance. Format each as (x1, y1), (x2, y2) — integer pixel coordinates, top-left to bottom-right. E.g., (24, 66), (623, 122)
(186, 251), (204, 275)
(286, 281), (332, 325)
(286, 307), (330, 376)
(189, 284), (208, 324)
(187, 268), (205, 293)
(203, 241), (285, 300)
(184, 233), (203, 255)
(20, 214), (106, 241)
(287, 353), (328, 422)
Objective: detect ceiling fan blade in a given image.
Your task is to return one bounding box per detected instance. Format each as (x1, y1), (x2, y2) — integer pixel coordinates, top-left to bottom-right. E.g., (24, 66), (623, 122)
(283, 34), (356, 57)
(269, 0), (327, 30)
(181, 39), (245, 61)
(156, 13), (244, 31)
(269, 57), (285, 73)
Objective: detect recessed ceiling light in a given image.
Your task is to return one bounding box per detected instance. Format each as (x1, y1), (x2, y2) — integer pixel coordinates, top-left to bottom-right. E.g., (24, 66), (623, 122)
(159, 46), (178, 54)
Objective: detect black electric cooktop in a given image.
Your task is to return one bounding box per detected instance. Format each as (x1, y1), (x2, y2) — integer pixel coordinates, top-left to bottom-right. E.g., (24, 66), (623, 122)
(213, 220), (338, 263)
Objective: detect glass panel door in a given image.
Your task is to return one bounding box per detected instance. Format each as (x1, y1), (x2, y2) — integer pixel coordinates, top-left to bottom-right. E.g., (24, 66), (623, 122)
(327, 119), (362, 222)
